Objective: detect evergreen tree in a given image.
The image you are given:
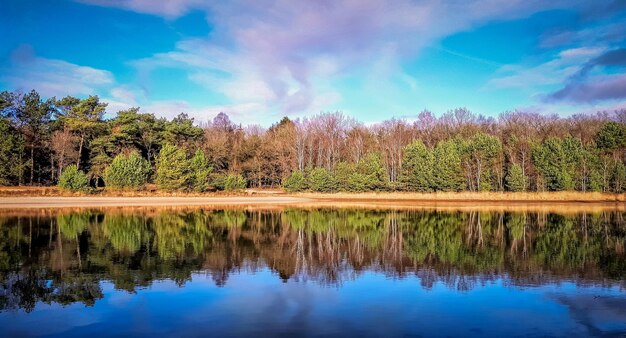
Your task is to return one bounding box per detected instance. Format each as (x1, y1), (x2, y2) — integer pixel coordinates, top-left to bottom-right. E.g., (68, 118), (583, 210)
(505, 163), (527, 192)
(58, 165), (90, 192)
(308, 167), (336, 192)
(333, 162), (355, 191)
(156, 143), (188, 191)
(532, 138), (575, 191)
(103, 151), (151, 190)
(432, 139), (465, 191)
(188, 149), (213, 192)
(355, 153), (388, 191)
(0, 118), (24, 185)
(283, 170), (308, 192)
(224, 174), (247, 191)
(399, 140), (434, 191)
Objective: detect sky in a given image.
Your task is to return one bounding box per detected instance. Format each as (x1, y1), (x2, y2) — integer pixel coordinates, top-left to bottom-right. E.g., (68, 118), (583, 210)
(1, 0), (626, 126)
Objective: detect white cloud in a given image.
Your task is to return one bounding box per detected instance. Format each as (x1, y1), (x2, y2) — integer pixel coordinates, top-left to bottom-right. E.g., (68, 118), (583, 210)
(2, 45), (114, 98)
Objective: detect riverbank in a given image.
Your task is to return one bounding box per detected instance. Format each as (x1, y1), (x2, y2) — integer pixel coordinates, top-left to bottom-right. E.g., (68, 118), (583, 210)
(0, 189), (624, 213)
(1, 186), (624, 201)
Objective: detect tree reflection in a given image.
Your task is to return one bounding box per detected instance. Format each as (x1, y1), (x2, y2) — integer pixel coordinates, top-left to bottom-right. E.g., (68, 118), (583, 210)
(0, 208), (625, 311)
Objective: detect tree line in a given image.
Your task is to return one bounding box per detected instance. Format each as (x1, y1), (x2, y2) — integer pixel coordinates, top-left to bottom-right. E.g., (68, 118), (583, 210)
(1, 89), (625, 192)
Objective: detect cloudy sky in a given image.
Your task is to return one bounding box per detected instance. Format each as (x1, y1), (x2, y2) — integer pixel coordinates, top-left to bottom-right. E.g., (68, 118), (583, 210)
(1, 0), (626, 125)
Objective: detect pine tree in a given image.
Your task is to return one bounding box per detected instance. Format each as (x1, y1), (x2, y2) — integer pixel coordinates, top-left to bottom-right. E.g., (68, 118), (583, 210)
(308, 167), (336, 192)
(505, 163), (527, 192)
(189, 149), (212, 192)
(58, 165), (90, 192)
(283, 170), (308, 192)
(432, 139), (465, 191)
(103, 151), (151, 190)
(156, 143), (189, 191)
(399, 140), (434, 191)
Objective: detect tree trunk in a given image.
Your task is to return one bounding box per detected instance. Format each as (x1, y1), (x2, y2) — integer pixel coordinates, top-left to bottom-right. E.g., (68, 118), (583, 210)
(30, 144), (34, 185)
(77, 133), (85, 169)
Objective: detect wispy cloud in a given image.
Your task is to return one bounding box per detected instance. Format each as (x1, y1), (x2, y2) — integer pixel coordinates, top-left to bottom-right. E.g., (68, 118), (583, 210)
(1, 45), (114, 98)
(121, 0), (588, 117)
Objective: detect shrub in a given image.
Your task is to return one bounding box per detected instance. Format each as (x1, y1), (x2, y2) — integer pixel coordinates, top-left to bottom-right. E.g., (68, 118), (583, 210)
(103, 151), (151, 190)
(156, 143), (188, 191)
(188, 149), (213, 192)
(58, 165), (90, 192)
(505, 163), (527, 192)
(308, 167), (336, 192)
(283, 170), (308, 192)
(224, 174), (247, 191)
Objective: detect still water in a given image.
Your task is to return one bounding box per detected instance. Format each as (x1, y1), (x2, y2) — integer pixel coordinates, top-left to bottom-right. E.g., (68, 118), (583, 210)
(0, 208), (625, 337)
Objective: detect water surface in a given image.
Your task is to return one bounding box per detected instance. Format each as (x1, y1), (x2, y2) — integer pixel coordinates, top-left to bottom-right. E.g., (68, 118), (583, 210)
(1, 208), (625, 337)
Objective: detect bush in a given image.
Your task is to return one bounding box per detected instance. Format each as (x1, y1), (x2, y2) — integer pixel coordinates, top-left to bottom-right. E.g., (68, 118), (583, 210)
(156, 143), (188, 191)
(103, 151), (151, 190)
(283, 170), (308, 192)
(58, 165), (90, 192)
(505, 163), (527, 192)
(308, 167), (336, 192)
(189, 149), (213, 192)
(224, 174), (247, 191)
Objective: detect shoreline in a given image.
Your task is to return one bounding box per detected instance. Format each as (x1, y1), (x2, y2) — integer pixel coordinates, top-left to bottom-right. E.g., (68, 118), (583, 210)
(0, 192), (624, 213)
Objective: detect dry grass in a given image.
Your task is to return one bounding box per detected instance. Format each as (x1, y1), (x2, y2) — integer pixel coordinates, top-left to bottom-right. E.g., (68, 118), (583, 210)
(293, 191), (626, 202)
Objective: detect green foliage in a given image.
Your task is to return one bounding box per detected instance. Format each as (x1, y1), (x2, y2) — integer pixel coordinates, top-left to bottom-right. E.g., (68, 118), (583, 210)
(224, 173), (247, 191)
(0, 118), (24, 185)
(613, 161), (626, 193)
(432, 139), (465, 191)
(354, 153), (388, 191)
(156, 143), (189, 191)
(103, 151), (151, 190)
(188, 149), (213, 192)
(308, 167), (336, 192)
(532, 138), (577, 191)
(465, 133), (503, 191)
(505, 163), (527, 192)
(399, 140), (434, 191)
(58, 165), (90, 192)
(283, 170), (308, 192)
(333, 162), (355, 191)
(596, 122), (626, 152)
(163, 113), (203, 147)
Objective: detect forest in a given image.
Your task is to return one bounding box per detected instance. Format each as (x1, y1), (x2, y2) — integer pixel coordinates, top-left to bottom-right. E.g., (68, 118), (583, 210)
(1, 89), (625, 193)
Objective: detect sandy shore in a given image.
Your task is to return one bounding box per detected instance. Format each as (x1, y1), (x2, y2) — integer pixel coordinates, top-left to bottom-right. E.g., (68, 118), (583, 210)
(0, 195), (624, 214)
(0, 196), (313, 208)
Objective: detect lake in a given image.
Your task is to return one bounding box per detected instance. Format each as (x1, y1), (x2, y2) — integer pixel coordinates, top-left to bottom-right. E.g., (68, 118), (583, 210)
(0, 207), (625, 337)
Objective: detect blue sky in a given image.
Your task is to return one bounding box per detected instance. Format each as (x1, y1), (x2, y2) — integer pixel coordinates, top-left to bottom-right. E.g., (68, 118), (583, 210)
(1, 0), (626, 125)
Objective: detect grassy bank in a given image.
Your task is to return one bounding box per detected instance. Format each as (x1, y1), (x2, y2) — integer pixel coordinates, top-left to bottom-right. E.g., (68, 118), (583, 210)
(296, 191), (626, 202)
(0, 186), (624, 202)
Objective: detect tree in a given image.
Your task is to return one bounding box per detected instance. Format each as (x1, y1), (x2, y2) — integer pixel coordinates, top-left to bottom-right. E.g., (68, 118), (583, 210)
(58, 165), (90, 192)
(595, 122), (626, 153)
(464, 133), (502, 191)
(61, 96), (107, 170)
(532, 138), (575, 191)
(224, 174), (246, 191)
(505, 163), (527, 192)
(163, 113), (203, 148)
(355, 153), (388, 191)
(283, 170), (308, 192)
(432, 139), (464, 191)
(14, 90), (54, 184)
(308, 167), (336, 192)
(103, 151), (151, 190)
(188, 149), (212, 192)
(399, 140), (434, 191)
(0, 117), (24, 185)
(156, 143), (189, 191)
(333, 162), (355, 191)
